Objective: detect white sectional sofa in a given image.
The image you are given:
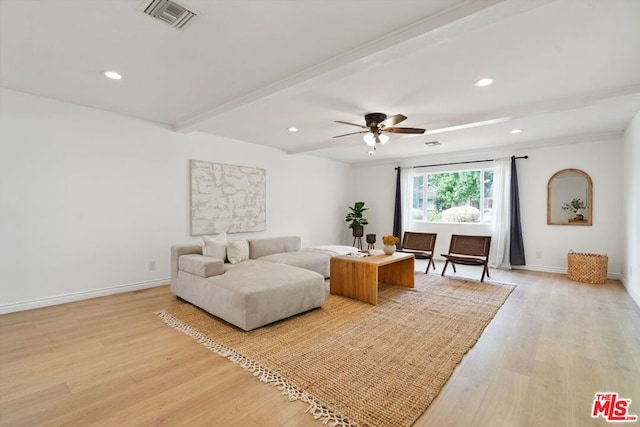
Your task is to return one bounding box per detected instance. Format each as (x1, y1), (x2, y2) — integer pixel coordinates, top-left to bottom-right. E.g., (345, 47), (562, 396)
(171, 236), (347, 331)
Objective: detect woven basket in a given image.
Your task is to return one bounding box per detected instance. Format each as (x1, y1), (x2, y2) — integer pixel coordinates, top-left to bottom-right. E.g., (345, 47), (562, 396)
(567, 252), (608, 284)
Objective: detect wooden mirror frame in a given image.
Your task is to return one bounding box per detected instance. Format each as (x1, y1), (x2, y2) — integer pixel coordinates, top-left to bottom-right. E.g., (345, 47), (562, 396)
(547, 168), (592, 226)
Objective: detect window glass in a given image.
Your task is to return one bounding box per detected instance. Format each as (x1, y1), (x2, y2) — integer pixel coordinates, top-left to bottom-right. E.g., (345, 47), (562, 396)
(411, 169), (494, 223)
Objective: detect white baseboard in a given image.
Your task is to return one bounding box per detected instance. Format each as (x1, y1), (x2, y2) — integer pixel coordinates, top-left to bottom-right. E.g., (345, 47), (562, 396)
(0, 278), (170, 315)
(619, 275), (640, 309)
(511, 264), (565, 275)
(511, 264), (620, 281)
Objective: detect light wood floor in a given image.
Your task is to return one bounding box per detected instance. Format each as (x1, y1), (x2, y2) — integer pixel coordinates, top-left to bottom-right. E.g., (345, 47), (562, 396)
(1, 261), (638, 426)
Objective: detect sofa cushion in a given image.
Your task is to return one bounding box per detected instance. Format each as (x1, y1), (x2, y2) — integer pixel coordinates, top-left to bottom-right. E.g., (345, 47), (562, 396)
(202, 232), (227, 260)
(179, 254), (225, 278)
(258, 251), (331, 278)
(248, 236), (301, 259)
(227, 240), (249, 264)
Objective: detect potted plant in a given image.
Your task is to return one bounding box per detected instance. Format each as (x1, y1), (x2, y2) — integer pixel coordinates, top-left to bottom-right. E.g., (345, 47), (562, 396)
(345, 201), (369, 238)
(561, 197), (587, 220)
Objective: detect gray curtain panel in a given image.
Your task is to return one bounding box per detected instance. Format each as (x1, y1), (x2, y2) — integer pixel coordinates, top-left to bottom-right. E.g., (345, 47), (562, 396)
(393, 167), (402, 248)
(510, 156), (526, 265)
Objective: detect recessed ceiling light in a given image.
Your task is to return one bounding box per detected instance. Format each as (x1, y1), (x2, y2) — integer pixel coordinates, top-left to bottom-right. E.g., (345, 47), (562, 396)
(511, 129), (522, 134)
(103, 70), (122, 80)
(474, 77), (494, 87)
(288, 127), (298, 132)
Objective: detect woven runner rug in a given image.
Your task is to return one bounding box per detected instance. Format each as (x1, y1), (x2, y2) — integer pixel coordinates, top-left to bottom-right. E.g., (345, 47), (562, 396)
(157, 274), (514, 427)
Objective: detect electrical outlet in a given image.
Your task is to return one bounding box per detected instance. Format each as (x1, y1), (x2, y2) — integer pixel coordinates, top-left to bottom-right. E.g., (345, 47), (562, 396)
(535, 251), (542, 259)
(148, 261), (156, 271)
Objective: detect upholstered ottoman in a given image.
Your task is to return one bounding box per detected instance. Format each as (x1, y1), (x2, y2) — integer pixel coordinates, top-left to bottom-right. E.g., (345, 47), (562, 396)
(174, 258), (325, 331)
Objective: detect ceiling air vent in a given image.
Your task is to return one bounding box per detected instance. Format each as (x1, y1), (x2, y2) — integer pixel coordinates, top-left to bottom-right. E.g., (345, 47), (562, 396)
(142, 0), (197, 30)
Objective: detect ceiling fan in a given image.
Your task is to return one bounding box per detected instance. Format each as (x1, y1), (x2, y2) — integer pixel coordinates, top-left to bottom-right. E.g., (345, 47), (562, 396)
(333, 112), (426, 147)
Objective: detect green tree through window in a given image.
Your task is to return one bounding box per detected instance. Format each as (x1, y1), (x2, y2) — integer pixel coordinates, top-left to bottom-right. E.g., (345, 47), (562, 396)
(412, 169), (494, 223)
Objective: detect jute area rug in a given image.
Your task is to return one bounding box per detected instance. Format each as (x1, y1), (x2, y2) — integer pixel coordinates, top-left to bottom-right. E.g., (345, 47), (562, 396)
(157, 274), (514, 427)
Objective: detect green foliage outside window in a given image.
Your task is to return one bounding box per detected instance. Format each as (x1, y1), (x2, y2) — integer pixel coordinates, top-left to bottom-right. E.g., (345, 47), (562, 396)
(430, 171), (481, 211)
(412, 169), (494, 223)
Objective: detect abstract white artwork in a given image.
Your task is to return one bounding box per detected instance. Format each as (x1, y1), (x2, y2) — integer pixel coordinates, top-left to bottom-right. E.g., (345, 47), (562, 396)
(190, 160), (266, 235)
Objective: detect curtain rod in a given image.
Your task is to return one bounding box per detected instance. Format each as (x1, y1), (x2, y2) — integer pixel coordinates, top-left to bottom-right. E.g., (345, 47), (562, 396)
(395, 155), (528, 170)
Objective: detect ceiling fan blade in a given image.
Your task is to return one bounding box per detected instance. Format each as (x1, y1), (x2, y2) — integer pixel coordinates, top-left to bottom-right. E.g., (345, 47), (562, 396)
(335, 120), (367, 129)
(333, 130), (368, 138)
(385, 127), (426, 134)
(379, 114), (407, 128)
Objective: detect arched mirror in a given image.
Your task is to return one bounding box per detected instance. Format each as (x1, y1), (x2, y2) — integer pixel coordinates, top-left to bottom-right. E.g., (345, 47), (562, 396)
(547, 168), (592, 226)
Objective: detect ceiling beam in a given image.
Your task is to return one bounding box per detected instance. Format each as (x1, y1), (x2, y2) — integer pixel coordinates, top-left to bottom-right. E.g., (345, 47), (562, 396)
(173, 0), (523, 133)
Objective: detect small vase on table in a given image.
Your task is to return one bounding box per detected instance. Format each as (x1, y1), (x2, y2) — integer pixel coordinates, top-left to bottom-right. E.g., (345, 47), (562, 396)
(383, 244), (396, 255)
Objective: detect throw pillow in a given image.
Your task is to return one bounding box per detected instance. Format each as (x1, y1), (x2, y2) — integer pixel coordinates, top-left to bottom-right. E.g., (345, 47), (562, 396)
(227, 240), (249, 264)
(202, 232), (227, 260)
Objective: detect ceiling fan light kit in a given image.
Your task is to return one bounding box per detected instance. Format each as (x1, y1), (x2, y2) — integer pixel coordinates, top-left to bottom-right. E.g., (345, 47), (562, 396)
(363, 132), (389, 146)
(363, 133), (376, 147)
(334, 112), (425, 152)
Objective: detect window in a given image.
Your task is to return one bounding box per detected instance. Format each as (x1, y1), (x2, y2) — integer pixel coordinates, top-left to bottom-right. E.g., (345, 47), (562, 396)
(412, 168), (494, 223)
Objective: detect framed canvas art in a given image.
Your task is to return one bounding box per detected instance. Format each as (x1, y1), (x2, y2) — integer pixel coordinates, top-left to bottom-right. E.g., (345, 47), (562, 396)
(190, 160), (266, 235)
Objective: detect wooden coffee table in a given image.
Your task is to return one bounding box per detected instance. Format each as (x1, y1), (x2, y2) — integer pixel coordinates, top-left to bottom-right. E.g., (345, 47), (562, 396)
(330, 252), (415, 305)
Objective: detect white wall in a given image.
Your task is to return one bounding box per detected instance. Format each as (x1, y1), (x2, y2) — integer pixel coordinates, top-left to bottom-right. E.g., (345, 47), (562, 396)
(352, 137), (624, 277)
(622, 111), (640, 306)
(516, 140), (623, 275)
(0, 89), (352, 313)
(349, 165), (397, 246)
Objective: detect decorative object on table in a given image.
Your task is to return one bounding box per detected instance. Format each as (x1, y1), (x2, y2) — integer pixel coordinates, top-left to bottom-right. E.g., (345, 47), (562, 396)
(345, 201), (369, 249)
(382, 234), (399, 254)
(190, 160), (266, 235)
(366, 234), (376, 250)
(347, 251), (370, 258)
(567, 251), (608, 284)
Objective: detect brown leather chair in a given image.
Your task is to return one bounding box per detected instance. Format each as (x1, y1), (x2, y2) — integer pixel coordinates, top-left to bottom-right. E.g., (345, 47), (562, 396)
(441, 234), (492, 282)
(398, 232), (437, 273)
